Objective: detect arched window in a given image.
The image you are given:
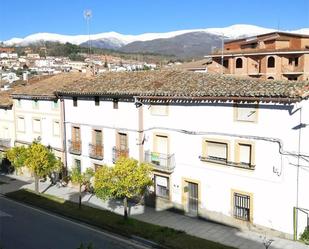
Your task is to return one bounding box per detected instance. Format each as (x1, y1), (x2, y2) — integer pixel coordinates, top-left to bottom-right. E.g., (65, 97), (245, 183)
(236, 58), (243, 68)
(267, 76), (274, 80)
(267, 56), (275, 68)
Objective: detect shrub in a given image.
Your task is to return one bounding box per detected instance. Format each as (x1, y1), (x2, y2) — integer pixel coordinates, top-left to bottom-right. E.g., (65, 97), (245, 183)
(300, 227), (309, 243)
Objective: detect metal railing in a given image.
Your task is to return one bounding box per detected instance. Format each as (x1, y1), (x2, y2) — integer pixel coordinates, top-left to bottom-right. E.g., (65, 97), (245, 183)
(144, 151), (175, 173)
(68, 139), (82, 155)
(89, 144), (103, 160)
(0, 138), (11, 149)
(112, 146), (129, 163)
(199, 156), (255, 170)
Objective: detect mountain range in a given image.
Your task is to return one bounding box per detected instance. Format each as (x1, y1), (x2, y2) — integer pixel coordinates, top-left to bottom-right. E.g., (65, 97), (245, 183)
(2, 24), (309, 59)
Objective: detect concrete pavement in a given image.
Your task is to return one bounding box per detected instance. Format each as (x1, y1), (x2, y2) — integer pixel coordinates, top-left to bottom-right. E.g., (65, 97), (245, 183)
(0, 174), (308, 249)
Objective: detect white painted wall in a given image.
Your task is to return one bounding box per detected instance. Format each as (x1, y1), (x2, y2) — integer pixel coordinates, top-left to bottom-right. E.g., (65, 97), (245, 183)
(62, 96), (309, 238)
(0, 107), (15, 148)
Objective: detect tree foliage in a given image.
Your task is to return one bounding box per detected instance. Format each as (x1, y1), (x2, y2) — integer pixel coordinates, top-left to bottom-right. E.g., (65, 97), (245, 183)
(6, 146), (28, 169)
(94, 157), (152, 218)
(71, 166), (94, 208)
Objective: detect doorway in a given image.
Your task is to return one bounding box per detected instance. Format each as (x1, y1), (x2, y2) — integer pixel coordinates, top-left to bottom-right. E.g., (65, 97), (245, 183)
(186, 181), (199, 216)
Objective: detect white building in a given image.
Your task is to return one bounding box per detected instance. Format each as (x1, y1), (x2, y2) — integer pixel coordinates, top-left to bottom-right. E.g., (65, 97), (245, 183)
(56, 70), (309, 240)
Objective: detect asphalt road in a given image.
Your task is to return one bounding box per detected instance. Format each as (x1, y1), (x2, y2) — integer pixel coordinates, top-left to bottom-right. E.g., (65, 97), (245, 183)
(0, 196), (150, 249)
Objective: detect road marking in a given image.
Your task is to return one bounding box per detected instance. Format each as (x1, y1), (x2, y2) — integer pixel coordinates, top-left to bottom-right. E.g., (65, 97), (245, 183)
(0, 210), (12, 217)
(0, 196), (151, 249)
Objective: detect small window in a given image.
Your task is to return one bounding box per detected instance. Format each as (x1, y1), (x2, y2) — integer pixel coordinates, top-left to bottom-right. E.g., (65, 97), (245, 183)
(94, 97), (100, 106)
(236, 58), (243, 68)
(33, 118), (41, 133)
(223, 59), (229, 68)
(205, 141), (227, 163)
(151, 105), (168, 116)
(295, 57), (299, 67)
(17, 99), (21, 107)
(53, 100), (59, 109)
(154, 175), (169, 199)
(235, 104), (258, 122)
(33, 100), (39, 109)
(233, 193), (250, 221)
(119, 132), (128, 151)
(238, 143), (252, 166)
(53, 121), (60, 137)
(288, 58), (293, 65)
(75, 159), (81, 172)
(113, 99), (118, 109)
(73, 97), (78, 107)
(288, 76), (298, 81)
(267, 56), (275, 68)
(267, 76), (274, 80)
(17, 117), (25, 132)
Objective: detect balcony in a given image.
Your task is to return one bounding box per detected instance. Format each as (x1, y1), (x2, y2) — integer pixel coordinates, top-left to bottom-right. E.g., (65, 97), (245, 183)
(199, 156), (255, 170)
(89, 144), (103, 160)
(0, 138), (11, 150)
(68, 140), (82, 155)
(112, 146), (129, 163)
(144, 151), (175, 173)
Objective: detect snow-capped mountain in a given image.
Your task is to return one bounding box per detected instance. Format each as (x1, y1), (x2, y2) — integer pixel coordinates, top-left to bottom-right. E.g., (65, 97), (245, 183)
(2, 24), (308, 58)
(2, 24), (295, 47)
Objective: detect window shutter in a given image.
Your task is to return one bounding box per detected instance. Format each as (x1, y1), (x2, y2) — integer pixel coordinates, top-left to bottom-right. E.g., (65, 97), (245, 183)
(239, 144), (251, 165)
(155, 175), (168, 187)
(206, 141), (227, 160)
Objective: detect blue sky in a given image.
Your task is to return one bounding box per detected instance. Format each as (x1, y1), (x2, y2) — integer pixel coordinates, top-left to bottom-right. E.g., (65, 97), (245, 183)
(1, 0), (309, 40)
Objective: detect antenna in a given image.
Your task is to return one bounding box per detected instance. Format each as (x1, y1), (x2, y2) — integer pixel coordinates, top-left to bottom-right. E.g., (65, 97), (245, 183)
(83, 9), (92, 58)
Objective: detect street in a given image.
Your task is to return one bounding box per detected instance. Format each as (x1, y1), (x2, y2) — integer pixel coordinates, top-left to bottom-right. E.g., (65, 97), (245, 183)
(0, 196), (150, 249)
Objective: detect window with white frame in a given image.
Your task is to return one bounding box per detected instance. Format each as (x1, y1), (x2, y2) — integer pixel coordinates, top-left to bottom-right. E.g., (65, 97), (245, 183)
(235, 104), (258, 122)
(53, 120), (60, 137)
(205, 141), (228, 162)
(32, 118), (41, 133)
(154, 175), (169, 199)
(150, 105), (168, 116)
(233, 193), (251, 221)
(238, 143), (252, 166)
(17, 117), (25, 132)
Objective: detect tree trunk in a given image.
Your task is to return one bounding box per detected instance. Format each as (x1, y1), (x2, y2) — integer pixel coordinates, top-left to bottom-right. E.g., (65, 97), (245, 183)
(34, 174), (39, 194)
(78, 184), (82, 209)
(123, 197), (128, 219)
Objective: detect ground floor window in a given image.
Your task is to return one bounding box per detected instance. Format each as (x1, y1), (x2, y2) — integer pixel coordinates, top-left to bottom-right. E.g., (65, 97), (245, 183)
(233, 193), (250, 221)
(74, 159), (81, 172)
(154, 175), (169, 199)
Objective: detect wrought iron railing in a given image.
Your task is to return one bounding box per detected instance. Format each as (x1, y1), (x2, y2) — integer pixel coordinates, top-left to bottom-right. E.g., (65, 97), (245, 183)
(89, 144), (103, 160)
(68, 139), (82, 155)
(144, 151), (175, 173)
(112, 146), (129, 163)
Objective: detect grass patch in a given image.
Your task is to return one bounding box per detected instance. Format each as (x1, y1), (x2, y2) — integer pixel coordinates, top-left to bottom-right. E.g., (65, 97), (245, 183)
(6, 189), (236, 249)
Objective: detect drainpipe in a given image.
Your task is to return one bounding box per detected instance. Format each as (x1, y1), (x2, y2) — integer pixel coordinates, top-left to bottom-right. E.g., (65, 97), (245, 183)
(134, 97), (144, 163)
(60, 97), (68, 175)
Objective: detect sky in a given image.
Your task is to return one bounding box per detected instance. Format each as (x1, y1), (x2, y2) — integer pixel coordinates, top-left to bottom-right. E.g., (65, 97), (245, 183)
(1, 0), (309, 41)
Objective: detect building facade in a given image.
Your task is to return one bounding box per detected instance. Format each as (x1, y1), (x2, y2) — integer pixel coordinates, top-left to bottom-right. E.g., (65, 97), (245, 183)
(206, 32), (309, 81)
(57, 70), (309, 240)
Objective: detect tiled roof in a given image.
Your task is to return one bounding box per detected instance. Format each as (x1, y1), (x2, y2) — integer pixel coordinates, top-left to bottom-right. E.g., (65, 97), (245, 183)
(56, 70), (309, 102)
(0, 90), (13, 108)
(11, 73), (83, 99)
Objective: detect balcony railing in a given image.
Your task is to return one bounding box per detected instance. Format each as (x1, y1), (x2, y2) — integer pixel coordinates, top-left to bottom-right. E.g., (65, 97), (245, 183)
(199, 156), (255, 170)
(89, 144), (103, 160)
(112, 146), (129, 163)
(0, 138), (11, 150)
(68, 139), (82, 155)
(144, 151), (175, 173)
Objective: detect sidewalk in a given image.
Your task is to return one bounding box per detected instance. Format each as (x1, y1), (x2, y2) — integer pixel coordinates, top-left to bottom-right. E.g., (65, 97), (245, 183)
(0, 174), (307, 249)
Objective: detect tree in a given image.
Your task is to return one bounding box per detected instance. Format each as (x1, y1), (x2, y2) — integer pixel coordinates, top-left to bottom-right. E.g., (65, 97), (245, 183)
(94, 157), (152, 219)
(7, 142), (61, 193)
(70, 167), (94, 209)
(6, 146), (28, 172)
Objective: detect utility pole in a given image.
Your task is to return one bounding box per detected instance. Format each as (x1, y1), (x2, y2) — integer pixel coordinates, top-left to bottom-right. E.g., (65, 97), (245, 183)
(84, 9), (93, 75)
(221, 33), (224, 74)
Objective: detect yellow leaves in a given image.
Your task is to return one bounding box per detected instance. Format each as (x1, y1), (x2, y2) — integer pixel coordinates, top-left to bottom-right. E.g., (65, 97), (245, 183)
(94, 158), (153, 200)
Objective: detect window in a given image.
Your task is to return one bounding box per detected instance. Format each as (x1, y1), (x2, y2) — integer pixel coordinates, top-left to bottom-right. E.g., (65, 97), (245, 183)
(53, 100), (59, 109)
(236, 58), (243, 68)
(267, 76), (274, 80)
(94, 97), (100, 106)
(205, 141), (228, 162)
(72, 126), (81, 141)
(17, 117), (25, 132)
(113, 99), (118, 109)
(33, 100), (39, 109)
(289, 57), (299, 67)
(73, 97), (78, 107)
(94, 130), (102, 145)
(75, 159), (81, 172)
(233, 193), (251, 221)
(267, 56), (275, 68)
(155, 175), (169, 199)
(17, 99), (21, 108)
(94, 163), (102, 172)
(32, 118), (41, 133)
(151, 105), (168, 116)
(295, 57), (299, 67)
(119, 133), (128, 151)
(288, 76), (298, 81)
(53, 121), (60, 137)
(235, 104), (258, 122)
(223, 59), (229, 68)
(238, 143), (252, 166)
